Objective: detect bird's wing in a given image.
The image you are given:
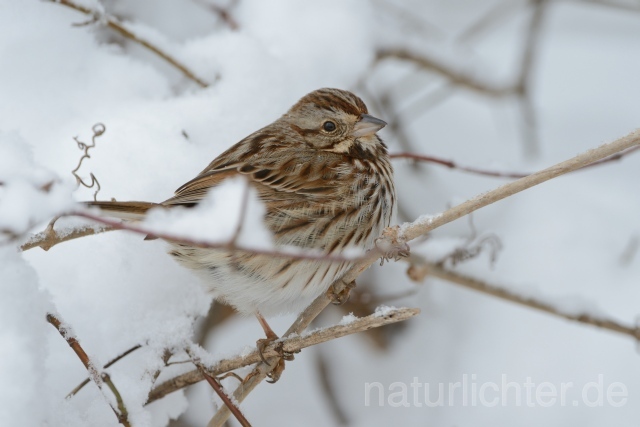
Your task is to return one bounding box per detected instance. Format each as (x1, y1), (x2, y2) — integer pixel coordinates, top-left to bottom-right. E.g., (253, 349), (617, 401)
(162, 131), (340, 207)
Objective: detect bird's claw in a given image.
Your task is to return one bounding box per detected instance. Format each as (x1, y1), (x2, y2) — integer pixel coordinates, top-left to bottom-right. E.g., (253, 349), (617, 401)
(327, 280), (356, 305)
(256, 337), (295, 384)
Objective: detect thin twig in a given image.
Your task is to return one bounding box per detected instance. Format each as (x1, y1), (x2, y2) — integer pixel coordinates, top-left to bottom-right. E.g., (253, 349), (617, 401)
(67, 344), (142, 398)
(51, 0), (210, 87)
(456, 0), (526, 42)
(147, 307), (420, 404)
(377, 49), (516, 97)
(20, 224), (114, 252)
(46, 313), (131, 427)
(210, 129), (640, 425)
(191, 0), (240, 30)
(390, 145), (640, 179)
(516, 0), (549, 157)
(22, 144), (638, 253)
(68, 211), (366, 264)
(315, 348), (349, 425)
(411, 259), (640, 340)
(186, 349), (252, 427)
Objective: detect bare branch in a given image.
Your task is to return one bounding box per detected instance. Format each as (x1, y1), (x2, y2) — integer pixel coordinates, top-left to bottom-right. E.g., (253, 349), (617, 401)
(67, 344), (142, 398)
(67, 211), (365, 264)
(147, 307), (420, 404)
(210, 129), (640, 425)
(47, 313), (131, 427)
(50, 0), (210, 87)
(186, 349), (252, 427)
(191, 0), (240, 30)
(20, 224), (114, 252)
(411, 259), (640, 340)
(397, 129), (640, 243)
(377, 49), (516, 97)
(390, 145), (640, 179)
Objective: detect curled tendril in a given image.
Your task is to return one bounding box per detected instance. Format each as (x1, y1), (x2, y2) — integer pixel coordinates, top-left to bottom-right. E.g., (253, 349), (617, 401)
(71, 123), (106, 201)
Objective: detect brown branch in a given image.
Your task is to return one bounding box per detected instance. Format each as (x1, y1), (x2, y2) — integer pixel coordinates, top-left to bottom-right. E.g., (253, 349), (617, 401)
(186, 350), (252, 427)
(147, 307), (420, 404)
(390, 145), (640, 179)
(397, 129), (640, 242)
(67, 344), (142, 398)
(68, 211), (365, 264)
(20, 224), (114, 252)
(410, 259), (640, 340)
(315, 348), (349, 425)
(50, 0), (210, 87)
(21, 144), (637, 253)
(191, 0), (240, 30)
(209, 128), (640, 425)
(377, 49), (517, 97)
(47, 313), (131, 427)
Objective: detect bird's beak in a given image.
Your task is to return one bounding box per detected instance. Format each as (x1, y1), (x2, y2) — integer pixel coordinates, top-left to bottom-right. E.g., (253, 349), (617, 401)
(352, 114), (387, 138)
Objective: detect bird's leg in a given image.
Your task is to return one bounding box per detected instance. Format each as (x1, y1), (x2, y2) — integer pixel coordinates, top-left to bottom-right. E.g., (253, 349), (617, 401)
(255, 312), (294, 383)
(327, 279), (356, 305)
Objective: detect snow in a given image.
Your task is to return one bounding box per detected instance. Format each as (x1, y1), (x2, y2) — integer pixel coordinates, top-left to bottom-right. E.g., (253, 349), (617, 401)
(339, 313), (359, 325)
(2, 0), (640, 426)
(142, 177), (273, 249)
(0, 132), (75, 238)
(374, 305), (399, 317)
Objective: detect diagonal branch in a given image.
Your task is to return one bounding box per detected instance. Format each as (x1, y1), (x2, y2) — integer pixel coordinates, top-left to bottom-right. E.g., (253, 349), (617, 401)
(47, 313), (131, 427)
(147, 307), (420, 404)
(377, 49), (516, 97)
(209, 128), (640, 425)
(50, 0), (210, 87)
(408, 258), (640, 340)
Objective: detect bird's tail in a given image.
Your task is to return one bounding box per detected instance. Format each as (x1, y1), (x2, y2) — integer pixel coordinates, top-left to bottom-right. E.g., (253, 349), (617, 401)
(86, 201), (160, 221)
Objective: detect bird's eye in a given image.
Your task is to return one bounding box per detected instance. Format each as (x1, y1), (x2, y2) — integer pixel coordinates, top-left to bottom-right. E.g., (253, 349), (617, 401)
(323, 121), (337, 132)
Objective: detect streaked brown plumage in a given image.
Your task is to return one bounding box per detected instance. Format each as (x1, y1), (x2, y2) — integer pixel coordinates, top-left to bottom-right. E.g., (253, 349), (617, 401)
(90, 88), (395, 318)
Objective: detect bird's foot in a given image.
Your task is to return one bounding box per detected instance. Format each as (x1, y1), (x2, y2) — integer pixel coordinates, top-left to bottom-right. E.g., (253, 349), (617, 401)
(327, 280), (356, 305)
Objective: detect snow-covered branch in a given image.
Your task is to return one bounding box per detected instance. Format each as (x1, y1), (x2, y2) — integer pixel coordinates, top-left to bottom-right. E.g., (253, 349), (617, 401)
(147, 306), (419, 404)
(49, 0), (211, 87)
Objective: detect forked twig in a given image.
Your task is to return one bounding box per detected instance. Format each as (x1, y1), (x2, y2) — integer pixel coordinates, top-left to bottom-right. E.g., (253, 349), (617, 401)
(46, 313), (131, 427)
(67, 344), (142, 398)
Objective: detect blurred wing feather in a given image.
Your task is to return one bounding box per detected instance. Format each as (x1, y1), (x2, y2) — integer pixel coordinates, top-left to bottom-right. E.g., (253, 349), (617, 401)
(162, 132), (339, 207)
